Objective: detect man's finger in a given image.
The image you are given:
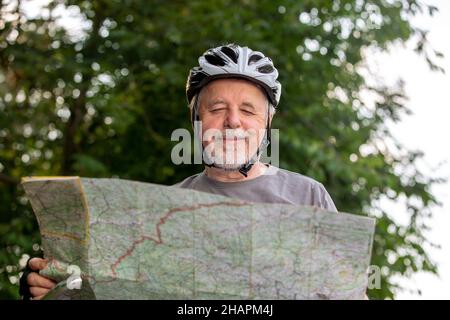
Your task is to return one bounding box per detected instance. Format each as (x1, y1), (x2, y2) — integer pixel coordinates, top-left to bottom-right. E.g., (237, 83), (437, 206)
(27, 272), (56, 289)
(32, 294), (46, 300)
(28, 258), (48, 271)
(30, 286), (51, 298)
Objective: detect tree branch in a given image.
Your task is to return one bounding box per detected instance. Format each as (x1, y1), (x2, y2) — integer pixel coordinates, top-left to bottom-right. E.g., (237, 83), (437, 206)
(0, 173), (19, 185)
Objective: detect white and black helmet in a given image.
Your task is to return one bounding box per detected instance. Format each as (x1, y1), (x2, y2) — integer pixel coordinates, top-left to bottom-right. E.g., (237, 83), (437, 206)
(186, 44), (282, 107)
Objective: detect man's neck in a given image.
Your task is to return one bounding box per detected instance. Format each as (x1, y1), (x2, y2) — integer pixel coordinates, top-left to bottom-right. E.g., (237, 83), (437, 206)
(204, 162), (268, 182)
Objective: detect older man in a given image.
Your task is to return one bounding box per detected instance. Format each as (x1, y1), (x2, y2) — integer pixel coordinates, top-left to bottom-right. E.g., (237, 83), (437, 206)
(20, 44), (337, 299)
(177, 44), (337, 210)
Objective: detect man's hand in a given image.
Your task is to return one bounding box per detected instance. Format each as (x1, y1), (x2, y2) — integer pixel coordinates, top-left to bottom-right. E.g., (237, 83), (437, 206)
(26, 258), (56, 300)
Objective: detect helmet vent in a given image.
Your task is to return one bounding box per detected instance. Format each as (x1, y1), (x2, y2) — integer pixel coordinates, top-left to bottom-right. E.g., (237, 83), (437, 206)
(257, 64), (274, 74)
(220, 46), (239, 63)
(204, 53), (227, 66)
(248, 54), (263, 65)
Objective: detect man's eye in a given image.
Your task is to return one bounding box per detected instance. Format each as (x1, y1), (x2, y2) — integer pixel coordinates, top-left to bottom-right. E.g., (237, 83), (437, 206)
(210, 108), (225, 113)
(242, 110), (255, 115)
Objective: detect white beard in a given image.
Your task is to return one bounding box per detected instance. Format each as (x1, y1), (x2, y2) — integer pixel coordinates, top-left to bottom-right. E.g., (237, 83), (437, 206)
(202, 129), (262, 170)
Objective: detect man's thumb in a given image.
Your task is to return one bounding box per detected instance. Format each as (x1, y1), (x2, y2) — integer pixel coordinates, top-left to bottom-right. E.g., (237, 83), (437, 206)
(28, 258), (48, 271)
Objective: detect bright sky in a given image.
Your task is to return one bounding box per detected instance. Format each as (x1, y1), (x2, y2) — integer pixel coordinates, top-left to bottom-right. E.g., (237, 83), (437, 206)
(368, 0), (450, 299)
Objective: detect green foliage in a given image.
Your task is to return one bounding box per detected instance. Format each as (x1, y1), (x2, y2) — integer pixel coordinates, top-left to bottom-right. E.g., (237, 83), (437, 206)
(0, 0), (443, 299)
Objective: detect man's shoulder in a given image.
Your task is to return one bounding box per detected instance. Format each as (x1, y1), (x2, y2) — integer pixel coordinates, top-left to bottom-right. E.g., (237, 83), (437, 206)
(268, 166), (337, 211)
(172, 172), (203, 188)
(270, 166), (326, 190)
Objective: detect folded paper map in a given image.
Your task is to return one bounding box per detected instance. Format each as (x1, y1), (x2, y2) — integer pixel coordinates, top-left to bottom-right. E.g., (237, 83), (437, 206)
(21, 176), (375, 300)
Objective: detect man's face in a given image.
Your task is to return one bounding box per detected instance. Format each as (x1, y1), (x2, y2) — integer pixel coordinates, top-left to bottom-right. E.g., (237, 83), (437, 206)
(197, 78), (271, 170)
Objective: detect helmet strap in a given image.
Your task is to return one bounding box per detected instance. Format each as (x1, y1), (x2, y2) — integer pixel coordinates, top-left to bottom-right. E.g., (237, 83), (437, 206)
(237, 101), (271, 177)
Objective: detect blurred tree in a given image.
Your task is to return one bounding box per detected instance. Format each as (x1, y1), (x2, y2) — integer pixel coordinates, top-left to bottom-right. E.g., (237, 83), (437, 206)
(0, 0), (444, 299)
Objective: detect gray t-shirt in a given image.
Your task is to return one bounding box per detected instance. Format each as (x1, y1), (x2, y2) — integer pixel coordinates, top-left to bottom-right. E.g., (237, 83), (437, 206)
(174, 165), (337, 212)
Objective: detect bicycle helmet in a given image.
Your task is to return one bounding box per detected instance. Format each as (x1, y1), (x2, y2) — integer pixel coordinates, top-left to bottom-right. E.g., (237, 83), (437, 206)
(186, 44), (281, 107)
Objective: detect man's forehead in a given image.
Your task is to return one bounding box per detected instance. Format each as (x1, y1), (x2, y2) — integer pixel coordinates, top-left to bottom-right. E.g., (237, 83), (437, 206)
(200, 78), (267, 101)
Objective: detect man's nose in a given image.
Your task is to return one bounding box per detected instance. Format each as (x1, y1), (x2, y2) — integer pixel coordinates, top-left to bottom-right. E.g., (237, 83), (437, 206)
(224, 108), (241, 129)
